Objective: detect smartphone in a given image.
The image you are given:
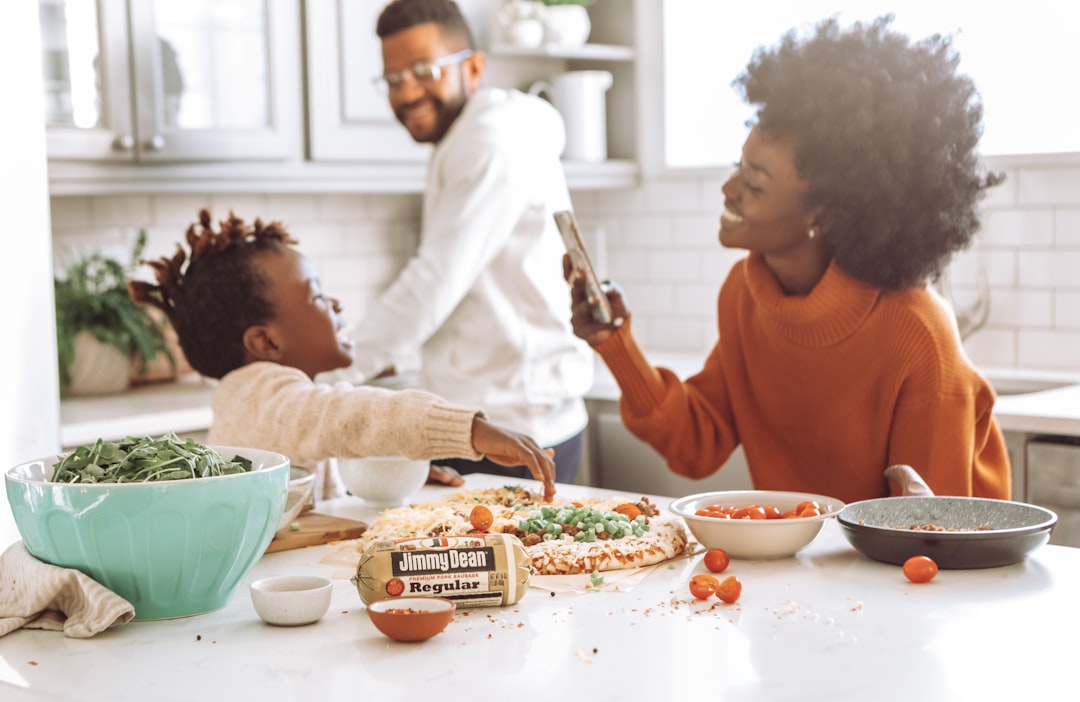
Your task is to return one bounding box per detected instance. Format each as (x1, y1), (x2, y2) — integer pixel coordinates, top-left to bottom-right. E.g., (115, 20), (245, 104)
(554, 209), (613, 324)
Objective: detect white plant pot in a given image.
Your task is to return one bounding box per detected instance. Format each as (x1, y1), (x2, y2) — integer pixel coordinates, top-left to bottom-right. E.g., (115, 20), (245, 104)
(67, 331), (131, 396)
(504, 19), (545, 48)
(542, 5), (591, 47)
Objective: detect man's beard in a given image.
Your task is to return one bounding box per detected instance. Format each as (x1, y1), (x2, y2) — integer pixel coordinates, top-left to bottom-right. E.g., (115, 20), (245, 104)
(396, 93), (467, 144)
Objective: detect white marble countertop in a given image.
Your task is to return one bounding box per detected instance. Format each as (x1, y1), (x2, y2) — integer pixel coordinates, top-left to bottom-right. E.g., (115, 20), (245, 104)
(992, 381), (1080, 435)
(1, 473), (1078, 702)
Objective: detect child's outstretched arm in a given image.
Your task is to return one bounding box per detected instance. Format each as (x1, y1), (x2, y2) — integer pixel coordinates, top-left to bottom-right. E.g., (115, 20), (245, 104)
(470, 416), (557, 501)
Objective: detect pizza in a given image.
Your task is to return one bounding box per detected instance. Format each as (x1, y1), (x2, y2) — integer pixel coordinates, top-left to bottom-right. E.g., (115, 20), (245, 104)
(354, 485), (689, 575)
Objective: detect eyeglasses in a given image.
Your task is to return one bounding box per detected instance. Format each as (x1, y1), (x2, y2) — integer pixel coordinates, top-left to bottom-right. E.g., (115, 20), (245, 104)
(373, 49), (474, 94)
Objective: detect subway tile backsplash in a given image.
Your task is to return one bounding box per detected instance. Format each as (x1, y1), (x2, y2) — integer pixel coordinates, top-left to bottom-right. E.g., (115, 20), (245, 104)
(48, 162), (1080, 376)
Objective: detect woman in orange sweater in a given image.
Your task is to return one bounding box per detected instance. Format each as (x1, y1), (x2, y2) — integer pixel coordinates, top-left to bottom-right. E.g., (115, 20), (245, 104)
(566, 16), (1010, 504)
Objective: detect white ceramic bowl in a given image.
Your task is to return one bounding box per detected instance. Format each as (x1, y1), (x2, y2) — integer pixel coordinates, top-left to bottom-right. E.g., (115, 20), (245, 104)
(276, 466), (315, 533)
(250, 575), (332, 626)
(670, 490), (846, 560)
(338, 456), (429, 507)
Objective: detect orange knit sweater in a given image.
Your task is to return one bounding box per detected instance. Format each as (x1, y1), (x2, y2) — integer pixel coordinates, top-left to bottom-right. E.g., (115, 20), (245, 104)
(595, 253), (1010, 503)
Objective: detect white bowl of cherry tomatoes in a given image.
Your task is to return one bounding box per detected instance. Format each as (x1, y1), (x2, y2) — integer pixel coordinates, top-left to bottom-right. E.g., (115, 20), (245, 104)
(670, 490), (846, 559)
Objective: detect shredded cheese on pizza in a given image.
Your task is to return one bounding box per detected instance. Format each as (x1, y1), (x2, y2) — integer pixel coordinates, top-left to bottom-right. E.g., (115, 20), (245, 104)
(356, 486), (688, 575)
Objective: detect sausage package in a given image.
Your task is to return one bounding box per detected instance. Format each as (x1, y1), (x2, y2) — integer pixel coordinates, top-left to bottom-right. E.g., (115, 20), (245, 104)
(352, 533), (533, 608)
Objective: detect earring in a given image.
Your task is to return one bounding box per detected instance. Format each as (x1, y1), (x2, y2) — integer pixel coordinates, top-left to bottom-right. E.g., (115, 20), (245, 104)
(808, 227), (818, 239)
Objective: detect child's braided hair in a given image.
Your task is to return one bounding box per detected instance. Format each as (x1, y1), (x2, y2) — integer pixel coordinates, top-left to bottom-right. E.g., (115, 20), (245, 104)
(128, 208), (298, 379)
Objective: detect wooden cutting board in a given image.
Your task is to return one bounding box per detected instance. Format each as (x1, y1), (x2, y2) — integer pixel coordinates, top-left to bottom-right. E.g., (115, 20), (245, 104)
(265, 512), (368, 553)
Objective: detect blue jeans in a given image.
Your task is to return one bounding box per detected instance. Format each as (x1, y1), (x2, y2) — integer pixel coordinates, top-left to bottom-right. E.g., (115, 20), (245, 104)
(434, 428), (584, 485)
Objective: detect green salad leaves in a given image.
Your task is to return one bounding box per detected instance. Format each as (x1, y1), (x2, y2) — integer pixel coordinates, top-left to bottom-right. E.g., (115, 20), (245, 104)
(52, 434), (252, 483)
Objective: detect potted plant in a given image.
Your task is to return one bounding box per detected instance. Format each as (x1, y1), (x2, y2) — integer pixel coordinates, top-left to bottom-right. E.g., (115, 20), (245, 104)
(54, 230), (175, 396)
(539, 0), (595, 47)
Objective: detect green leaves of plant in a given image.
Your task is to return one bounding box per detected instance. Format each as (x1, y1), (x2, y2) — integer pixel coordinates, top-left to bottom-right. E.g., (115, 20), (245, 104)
(54, 229), (175, 393)
(52, 434), (252, 483)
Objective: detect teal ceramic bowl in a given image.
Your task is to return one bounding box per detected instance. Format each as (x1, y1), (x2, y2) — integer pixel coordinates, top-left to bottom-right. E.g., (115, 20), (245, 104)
(5, 445), (289, 620)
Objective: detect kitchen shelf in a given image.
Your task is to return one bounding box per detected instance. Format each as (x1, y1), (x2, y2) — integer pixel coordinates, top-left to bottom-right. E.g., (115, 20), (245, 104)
(489, 42), (635, 62)
(47, 158), (640, 195)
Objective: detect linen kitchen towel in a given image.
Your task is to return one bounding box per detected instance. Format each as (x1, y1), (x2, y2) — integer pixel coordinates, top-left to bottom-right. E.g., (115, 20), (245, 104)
(0, 541), (134, 638)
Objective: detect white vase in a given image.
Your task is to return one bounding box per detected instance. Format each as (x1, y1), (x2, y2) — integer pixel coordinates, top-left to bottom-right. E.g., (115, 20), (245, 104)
(67, 331), (130, 396)
(505, 18), (545, 48)
(542, 5), (591, 47)
(528, 70), (613, 162)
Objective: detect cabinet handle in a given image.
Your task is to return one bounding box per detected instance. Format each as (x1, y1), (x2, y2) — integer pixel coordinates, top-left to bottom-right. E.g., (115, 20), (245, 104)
(111, 134), (135, 151)
(143, 135), (166, 151)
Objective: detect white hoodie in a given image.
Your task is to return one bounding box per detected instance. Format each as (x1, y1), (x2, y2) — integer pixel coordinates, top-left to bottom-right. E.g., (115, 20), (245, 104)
(340, 88), (593, 447)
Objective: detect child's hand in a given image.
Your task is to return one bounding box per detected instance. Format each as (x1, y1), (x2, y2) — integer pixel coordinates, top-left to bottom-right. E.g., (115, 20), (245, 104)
(470, 416), (557, 501)
(427, 463), (465, 487)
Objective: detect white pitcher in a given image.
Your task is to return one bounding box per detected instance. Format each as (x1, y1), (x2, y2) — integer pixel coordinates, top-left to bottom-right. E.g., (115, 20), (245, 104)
(529, 70), (613, 162)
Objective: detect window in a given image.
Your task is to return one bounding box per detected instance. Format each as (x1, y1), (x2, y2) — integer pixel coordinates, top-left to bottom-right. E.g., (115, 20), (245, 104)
(663, 1), (1080, 168)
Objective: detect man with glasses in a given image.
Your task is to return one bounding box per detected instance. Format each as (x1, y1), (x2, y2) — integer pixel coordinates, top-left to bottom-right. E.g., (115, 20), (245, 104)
(331, 0), (594, 487)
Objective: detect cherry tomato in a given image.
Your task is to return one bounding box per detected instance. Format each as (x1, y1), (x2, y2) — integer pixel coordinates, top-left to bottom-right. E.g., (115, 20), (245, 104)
(715, 575), (742, 604)
(703, 548), (730, 574)
(614, 503), (643, 520)
(696, 503), (820, 520)
(689, 574), (720, 600)
(903, 555), (939, 583)
(469, 505), (494, 531)
(732, 505), (767, 520)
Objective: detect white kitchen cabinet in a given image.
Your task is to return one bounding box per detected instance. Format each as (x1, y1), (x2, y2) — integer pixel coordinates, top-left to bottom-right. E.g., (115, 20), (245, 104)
(586, 398), (753, 496)
(40, 0), (302, 163)
(304, 0), (430, 164)
(305, 0), (641, 186)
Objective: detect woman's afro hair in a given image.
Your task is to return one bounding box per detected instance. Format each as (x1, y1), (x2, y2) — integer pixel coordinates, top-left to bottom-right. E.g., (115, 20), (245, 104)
(734, 15), (1004, 290)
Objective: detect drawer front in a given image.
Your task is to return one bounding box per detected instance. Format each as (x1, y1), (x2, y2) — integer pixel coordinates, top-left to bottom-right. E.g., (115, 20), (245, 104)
(1027, 437), (1080, 546)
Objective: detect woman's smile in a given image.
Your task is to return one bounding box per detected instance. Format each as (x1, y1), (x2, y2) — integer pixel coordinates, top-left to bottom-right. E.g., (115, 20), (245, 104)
(721, 204), (745, 226)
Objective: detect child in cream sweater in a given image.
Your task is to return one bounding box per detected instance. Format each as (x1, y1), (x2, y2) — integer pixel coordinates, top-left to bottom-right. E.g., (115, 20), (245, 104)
(129, 209), (556, 501)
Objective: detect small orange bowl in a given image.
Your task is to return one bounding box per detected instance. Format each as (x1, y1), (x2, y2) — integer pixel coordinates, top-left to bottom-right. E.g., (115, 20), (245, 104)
(366, 597), (456, 642)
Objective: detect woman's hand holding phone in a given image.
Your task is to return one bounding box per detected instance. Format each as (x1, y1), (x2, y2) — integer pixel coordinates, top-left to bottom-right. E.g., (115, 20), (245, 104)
(562, 253), (627, 348)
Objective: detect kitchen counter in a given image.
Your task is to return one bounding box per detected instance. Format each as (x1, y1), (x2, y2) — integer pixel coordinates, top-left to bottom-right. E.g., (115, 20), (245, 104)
(59, 374), (215, 448)
(1, 473), (1078, 702)
(58, 358), (1080, 451)
(992, 381), (1080, 436)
